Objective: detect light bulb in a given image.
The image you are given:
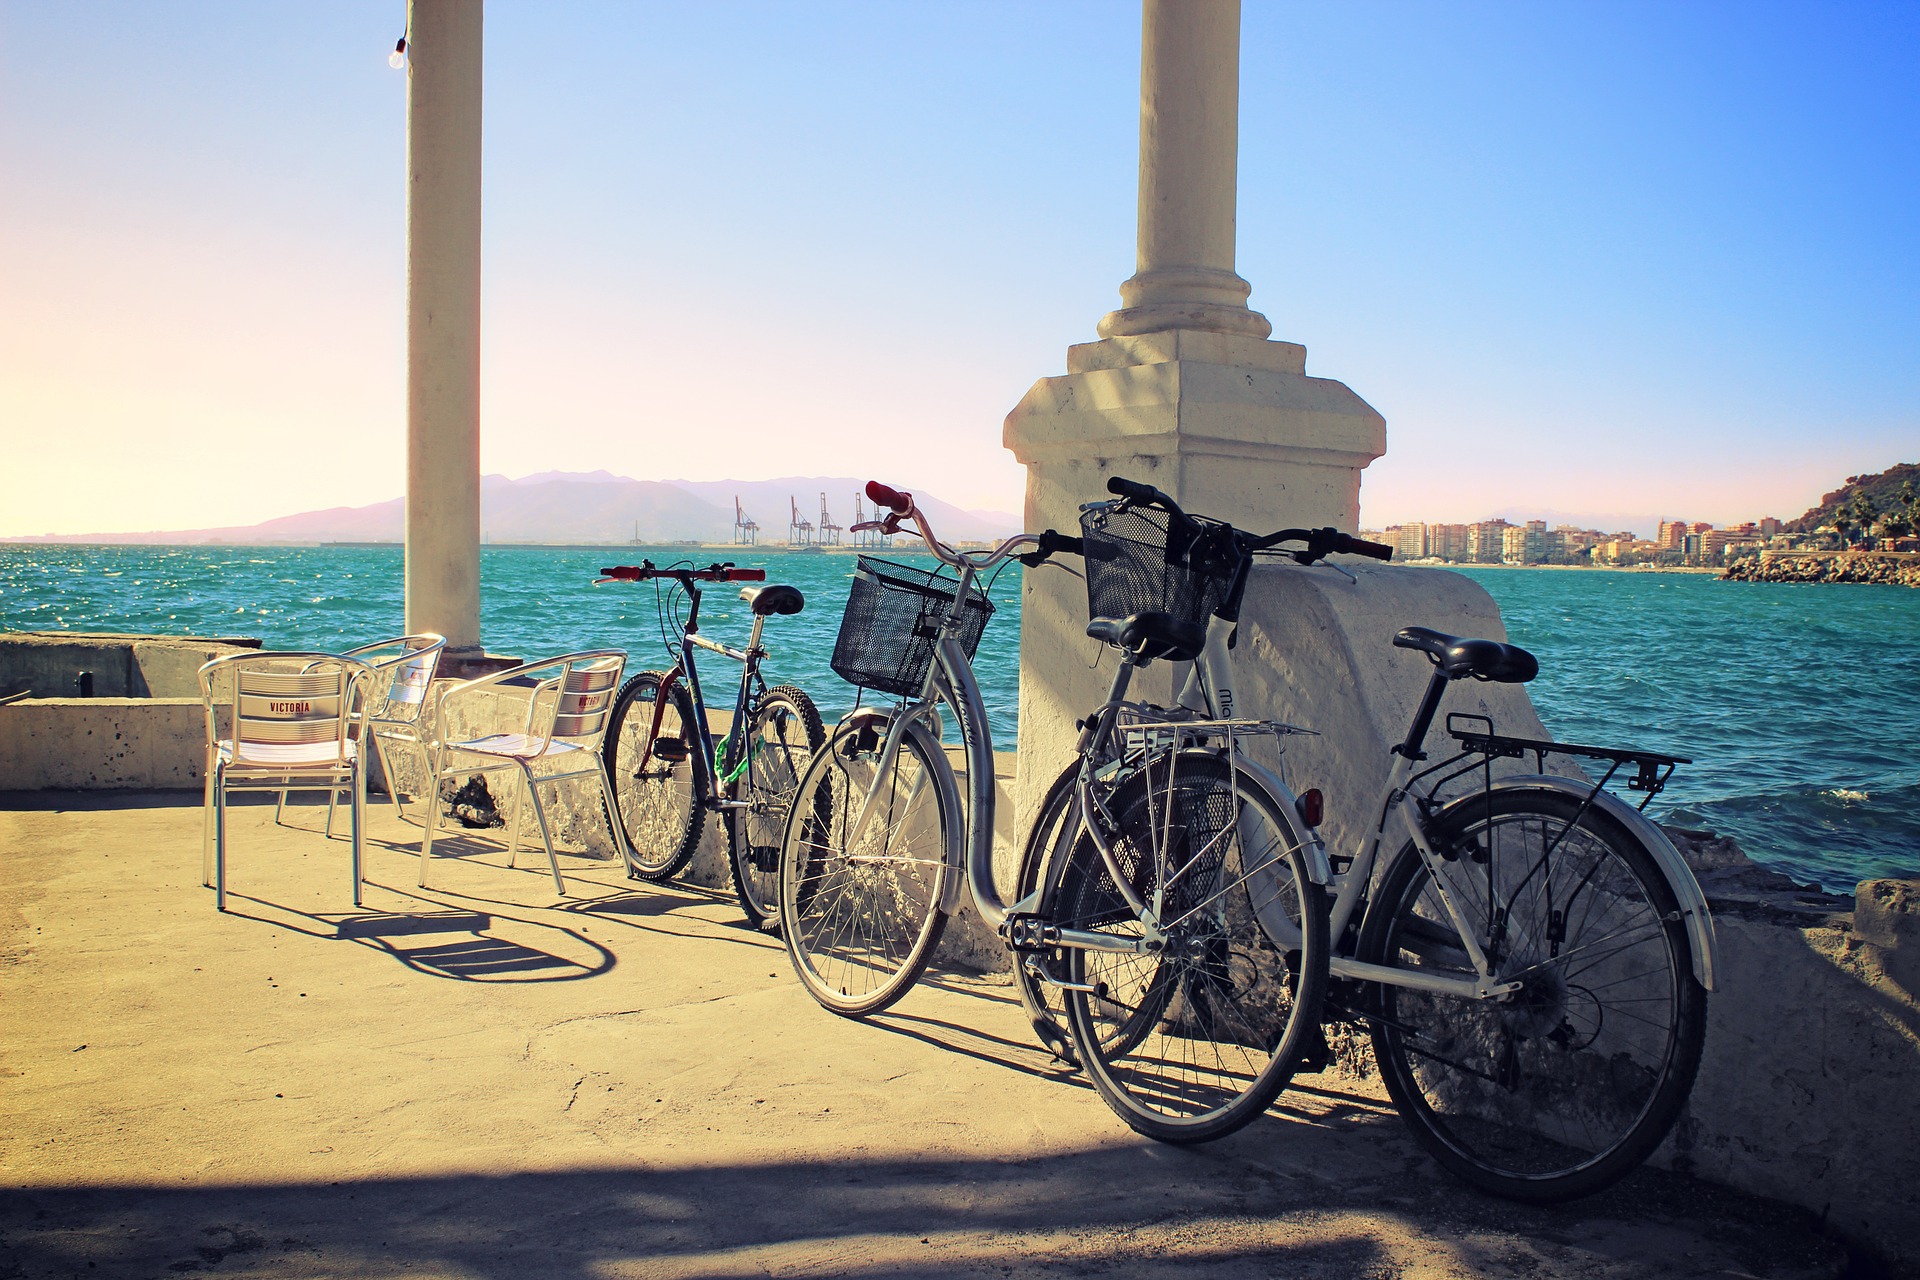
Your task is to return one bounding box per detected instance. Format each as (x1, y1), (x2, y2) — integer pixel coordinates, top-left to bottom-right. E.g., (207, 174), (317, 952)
(389, 37), (406, 69)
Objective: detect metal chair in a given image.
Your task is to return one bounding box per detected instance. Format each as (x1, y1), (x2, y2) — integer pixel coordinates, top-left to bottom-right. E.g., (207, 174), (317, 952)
(417, 650), (629, 897)
(276, 633), (447, 832)
(199, 652), (375, 912)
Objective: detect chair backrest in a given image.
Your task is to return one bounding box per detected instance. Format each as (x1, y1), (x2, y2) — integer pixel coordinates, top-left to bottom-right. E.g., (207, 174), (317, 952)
(200, 653), (370, 765)
(352, 633), (446, 726)
(523, 652), (624, 748)
(552, 654), (623, 739)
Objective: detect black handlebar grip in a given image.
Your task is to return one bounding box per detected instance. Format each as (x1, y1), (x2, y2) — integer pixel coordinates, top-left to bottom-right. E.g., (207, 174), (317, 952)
(1106, 476), (1163, 502)
(1345, 537), (1394, 561)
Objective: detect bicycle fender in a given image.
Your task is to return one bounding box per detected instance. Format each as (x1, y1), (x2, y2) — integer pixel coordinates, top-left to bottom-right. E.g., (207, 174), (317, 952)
(1229, 755), (1333, 887)
(1476, 776), (1718, 992)
(837, 705), (967, 916)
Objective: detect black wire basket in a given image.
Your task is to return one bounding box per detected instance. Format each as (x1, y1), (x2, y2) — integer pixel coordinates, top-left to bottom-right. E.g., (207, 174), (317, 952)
(831, 556), (995, 698)
(1078, 503), (1243, 631)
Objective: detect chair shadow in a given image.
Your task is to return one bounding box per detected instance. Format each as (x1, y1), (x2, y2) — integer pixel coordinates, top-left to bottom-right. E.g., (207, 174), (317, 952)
(218, 893), (615, 984)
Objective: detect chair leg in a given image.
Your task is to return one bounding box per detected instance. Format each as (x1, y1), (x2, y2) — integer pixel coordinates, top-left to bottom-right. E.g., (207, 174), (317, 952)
(325, 779), (341, 839)
(520, 768), (568, 897)
(419, 747), (445, 888)
(214, 767), (229, 913)
(594, 754), (640, 874)
(202, 753), (216, 889)
(351, 763), (365, 908)
(371, 733), (407, 822)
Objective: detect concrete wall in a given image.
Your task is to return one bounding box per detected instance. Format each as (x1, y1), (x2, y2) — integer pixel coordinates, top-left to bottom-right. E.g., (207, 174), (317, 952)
(0, 697), (206, 790)
(0, 632), (259, 698)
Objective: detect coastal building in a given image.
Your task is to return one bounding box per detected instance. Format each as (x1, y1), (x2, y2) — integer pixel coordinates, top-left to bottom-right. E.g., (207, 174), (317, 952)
(1428, 523), (1470, 561)
(1390, 522), (1427, 560)
(1468, 518), (1512, 564)
(1657, 520), (1688, 550)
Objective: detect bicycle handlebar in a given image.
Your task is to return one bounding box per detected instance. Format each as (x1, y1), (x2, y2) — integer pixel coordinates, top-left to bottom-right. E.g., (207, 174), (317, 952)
(597, 561), (767, 584)
(865, 480), (911, 514)
(1099, 476), (1395, 567)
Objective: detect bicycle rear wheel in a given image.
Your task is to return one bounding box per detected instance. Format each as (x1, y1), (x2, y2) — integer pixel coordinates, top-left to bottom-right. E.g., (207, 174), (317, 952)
(604, 670), (705, 882)
(725, 684), (824, 930)
(778, 714), (953, 1016)
(1358, 788), (1707, 1202)
(1057, 751), (1328, 1144)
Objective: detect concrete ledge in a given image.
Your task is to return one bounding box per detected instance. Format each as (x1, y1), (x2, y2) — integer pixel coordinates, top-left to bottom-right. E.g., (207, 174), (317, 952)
(0, 697), (204, 790)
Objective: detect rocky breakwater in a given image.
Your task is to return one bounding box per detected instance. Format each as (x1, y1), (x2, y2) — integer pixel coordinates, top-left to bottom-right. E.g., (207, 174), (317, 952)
(1660, 826), (1920, 1274)
(1724, 550), (1920, 586)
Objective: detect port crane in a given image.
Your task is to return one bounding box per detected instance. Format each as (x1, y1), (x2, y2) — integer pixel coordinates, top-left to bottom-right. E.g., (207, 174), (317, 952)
(733, 498), (759, 545)
(788, 496), (814, 547)
(818, 492), (843, 546)
(850, 493), (886, 548)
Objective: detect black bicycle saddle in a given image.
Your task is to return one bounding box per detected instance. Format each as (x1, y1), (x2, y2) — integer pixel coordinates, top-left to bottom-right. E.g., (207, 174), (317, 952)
(741, 583), (804, 616)
(1393, 625), (1538, 683)
(1087, 611), (1206, 664)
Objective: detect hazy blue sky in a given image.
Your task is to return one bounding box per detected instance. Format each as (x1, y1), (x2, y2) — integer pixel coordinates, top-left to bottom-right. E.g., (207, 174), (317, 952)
(3, 1), (1914, 536)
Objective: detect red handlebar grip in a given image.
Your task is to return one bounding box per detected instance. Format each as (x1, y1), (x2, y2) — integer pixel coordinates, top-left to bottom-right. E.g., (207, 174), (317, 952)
(599, 566), (644, 580)
(866, 480), (910, 514)
(724, 568), (768, 582)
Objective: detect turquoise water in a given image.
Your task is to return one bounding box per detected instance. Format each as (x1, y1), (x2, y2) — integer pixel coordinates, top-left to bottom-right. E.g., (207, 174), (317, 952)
(4, 544), (1917, 893)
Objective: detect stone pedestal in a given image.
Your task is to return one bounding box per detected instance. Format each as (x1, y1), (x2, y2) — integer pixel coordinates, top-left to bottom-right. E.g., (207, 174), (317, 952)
(1002, 330), (1386, 811)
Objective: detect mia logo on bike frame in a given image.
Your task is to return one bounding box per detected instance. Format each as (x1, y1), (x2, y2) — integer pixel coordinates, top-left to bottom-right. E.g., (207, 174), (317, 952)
(268, 700), (313, 715)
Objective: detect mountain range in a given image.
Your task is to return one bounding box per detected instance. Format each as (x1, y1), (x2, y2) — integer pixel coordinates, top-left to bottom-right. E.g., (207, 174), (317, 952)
(5, 473), (1023, 546)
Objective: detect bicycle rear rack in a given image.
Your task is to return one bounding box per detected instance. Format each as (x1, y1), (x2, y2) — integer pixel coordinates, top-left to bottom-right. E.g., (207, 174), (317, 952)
(1418, 712), (1691, 816)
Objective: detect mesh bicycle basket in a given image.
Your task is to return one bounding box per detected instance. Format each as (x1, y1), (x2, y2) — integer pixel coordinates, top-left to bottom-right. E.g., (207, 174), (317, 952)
(831, 555), (996, 698)
(1078, 503), (1243, 631)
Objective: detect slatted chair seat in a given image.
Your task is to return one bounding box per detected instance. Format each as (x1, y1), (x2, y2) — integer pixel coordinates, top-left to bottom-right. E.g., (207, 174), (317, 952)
(199, 652), (375, 912)
(417, 650), (630, 897)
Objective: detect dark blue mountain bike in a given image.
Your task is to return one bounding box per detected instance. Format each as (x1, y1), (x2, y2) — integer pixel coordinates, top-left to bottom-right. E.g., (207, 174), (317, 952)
(597, 561), (823, 929)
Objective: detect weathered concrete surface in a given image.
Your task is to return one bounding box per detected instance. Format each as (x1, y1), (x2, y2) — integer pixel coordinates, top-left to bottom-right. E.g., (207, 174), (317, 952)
(0, 793), (1855, 1279)
(0, 631), (257, 698)
(0, 697), (204, 790)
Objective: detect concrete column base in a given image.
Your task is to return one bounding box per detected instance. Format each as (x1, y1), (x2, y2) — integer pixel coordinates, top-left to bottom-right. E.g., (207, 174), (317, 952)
(1003, 330), (1388, 819)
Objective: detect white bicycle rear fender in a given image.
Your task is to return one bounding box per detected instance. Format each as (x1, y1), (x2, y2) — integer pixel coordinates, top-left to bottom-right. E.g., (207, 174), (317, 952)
(1483, 775), (1719, 991)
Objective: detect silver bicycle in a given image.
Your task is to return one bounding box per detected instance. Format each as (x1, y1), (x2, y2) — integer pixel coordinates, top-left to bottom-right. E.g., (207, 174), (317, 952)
(778, 481), (1335, 1142)
(1018, 478), (1717, 1201)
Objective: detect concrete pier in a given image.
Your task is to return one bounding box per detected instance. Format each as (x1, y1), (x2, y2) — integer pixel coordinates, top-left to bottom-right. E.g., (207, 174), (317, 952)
(0, 792), (1862, 1278)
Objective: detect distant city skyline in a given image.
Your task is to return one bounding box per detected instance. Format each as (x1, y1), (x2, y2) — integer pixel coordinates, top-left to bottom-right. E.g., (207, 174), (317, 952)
(2, 2), (1914, 537)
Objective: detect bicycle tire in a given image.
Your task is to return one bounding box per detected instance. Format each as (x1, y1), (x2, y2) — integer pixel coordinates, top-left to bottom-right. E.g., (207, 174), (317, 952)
(1357, 787), (1707, 1202)
(778, 713), (953, 1017)
(604, 670), (706, 882)
(1057, 750), (1329, 1143)
(725, 684), (825, 930)
(1012, 761), (1084, 1064)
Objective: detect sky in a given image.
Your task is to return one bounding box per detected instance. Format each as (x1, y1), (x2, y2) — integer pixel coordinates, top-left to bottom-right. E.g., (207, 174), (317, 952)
(1, 1), (1915, 538)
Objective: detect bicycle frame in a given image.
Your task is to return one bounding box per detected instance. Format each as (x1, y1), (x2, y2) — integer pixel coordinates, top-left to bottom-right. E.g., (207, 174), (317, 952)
(632, 578), (775, 809)
(1177, 604), (1717, 993)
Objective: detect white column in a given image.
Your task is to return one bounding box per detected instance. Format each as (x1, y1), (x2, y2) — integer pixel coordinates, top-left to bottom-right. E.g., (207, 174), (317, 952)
(404, 0), (484, 659)
(1002, 0), (1387, 822)
(1102, 0), (1270, 340)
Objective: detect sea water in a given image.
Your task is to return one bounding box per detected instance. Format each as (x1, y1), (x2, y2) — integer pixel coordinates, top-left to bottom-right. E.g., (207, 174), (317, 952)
(4, 542), (1916, 893)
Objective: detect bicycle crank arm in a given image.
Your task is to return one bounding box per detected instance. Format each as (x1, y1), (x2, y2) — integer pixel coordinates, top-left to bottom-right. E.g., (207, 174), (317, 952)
(1022, 956), (1098, 993)
(1330, 955), (1522, 1001)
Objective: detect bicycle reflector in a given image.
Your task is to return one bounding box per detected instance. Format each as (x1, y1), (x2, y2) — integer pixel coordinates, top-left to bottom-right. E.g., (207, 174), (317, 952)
(1297, 788), (1324, 828)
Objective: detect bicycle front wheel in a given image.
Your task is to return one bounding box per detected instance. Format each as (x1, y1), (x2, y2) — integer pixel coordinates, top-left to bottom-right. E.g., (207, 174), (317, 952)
(604, 670), (706, 882)
(726, 684), (824, 930)
(1057, 751), (1329, 1144)
(1358, 788), (1707, 1202)
(778, 714), (954, 1016)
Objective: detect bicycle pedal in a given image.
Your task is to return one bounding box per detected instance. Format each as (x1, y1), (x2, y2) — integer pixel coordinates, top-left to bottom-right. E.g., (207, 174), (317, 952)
(1297, 1024), (1332, 1073)
(651, 738), (690, 764)
(1001, 913), (1059, 952)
